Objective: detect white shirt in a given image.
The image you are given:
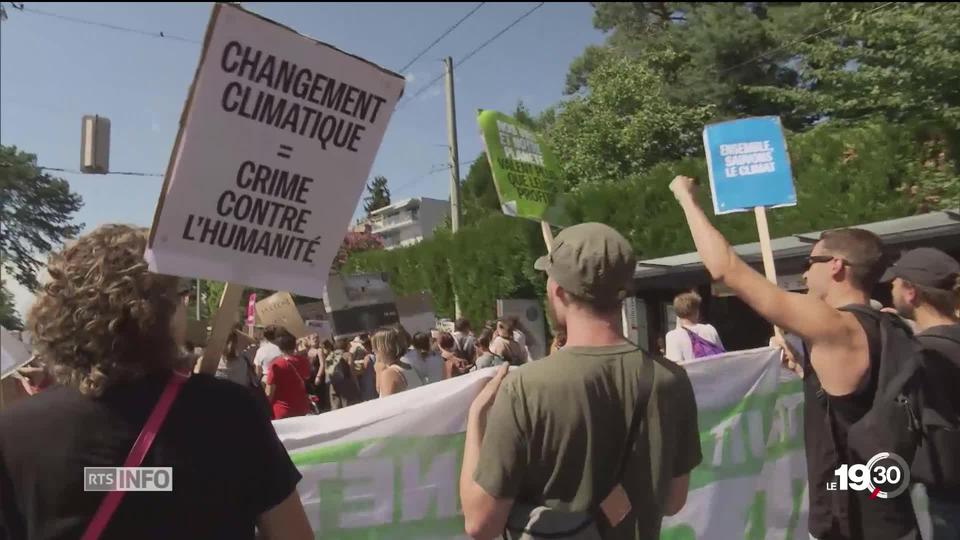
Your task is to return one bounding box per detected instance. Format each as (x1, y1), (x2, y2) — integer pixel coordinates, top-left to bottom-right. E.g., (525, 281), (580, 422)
(402, 349), (444, 384)
(253, 341), (282, 372)
(665, 323), (722, 364)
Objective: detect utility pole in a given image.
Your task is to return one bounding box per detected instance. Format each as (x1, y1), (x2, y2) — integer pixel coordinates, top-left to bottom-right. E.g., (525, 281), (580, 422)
(443, 56), (463, 319)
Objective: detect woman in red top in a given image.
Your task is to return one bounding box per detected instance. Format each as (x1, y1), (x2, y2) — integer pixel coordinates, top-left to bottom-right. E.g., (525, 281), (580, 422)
(264, 331), (311, 420)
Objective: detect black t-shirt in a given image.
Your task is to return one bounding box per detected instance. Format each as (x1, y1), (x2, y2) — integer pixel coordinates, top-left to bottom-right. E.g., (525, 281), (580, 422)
(0, 372), (302, 540)
(801, 308), (918, 540)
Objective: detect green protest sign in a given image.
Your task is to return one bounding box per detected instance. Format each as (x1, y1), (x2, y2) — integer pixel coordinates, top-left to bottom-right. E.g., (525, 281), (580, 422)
(477, 109), (571, 226)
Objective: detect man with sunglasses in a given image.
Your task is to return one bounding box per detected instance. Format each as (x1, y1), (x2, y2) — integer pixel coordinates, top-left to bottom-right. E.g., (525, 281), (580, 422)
(670, 176), (919, 540)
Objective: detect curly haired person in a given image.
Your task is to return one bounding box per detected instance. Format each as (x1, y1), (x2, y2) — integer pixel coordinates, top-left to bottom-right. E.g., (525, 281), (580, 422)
(0, 225), (311, 540)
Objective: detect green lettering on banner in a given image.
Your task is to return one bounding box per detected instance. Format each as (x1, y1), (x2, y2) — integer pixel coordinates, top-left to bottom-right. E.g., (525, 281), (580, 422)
(690, 380), (804, 490)
(285, 380), (805, 539)
(785, 478), (806, 540)
(290, 433), (466, 539)
(744, 490), (767, 540)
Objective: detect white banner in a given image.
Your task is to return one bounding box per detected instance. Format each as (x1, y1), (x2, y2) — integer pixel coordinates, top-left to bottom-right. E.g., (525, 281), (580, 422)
(275, 347), (929, 539)
(147, 3), (405, 298)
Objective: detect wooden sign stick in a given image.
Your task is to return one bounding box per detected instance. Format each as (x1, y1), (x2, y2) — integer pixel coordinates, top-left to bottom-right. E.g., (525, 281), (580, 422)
(755, 206), (797, 367)
(541, 221), (555, 254)
(196, 282), (244, 375)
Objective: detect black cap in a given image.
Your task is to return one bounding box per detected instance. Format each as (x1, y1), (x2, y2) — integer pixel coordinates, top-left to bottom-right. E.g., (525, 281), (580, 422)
(880, 248), (960, 290)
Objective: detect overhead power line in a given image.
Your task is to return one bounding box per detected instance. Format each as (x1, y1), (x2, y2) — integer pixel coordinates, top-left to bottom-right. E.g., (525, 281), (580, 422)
(396, 2), (545, 111)
(393, 156), (485, 194)
(455, 2), (543, 68)
(20, 6), (199, 44)
(398, 3), (485, 74)
(391, 163), (451, 194)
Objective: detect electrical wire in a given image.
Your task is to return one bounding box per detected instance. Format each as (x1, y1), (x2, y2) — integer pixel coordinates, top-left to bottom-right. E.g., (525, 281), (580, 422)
(20, 6), (199, 44)
(398, 3), (485, 74)
(395, 2), (545, 111)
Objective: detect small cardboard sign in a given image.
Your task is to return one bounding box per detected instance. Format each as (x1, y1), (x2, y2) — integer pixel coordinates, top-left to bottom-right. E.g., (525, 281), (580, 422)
(256, 291), (309, 338)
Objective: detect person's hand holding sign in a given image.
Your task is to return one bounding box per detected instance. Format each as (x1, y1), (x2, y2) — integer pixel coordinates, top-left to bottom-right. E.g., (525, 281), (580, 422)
(469, 363), (510, 425)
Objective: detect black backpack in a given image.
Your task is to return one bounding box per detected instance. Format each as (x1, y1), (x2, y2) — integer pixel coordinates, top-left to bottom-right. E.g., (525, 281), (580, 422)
(913, 325), (960, 490)
(841, 306), (960, 487)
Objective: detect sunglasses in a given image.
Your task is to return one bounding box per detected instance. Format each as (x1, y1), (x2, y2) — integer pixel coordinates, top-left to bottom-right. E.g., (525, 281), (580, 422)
(804, 255), (861, 271)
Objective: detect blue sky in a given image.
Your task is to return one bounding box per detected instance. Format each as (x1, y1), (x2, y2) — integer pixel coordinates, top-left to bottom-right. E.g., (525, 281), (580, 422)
(0, 2), (604, 315)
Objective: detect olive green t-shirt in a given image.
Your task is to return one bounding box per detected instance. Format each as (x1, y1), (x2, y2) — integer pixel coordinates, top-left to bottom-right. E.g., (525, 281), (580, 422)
(474, 343), (701, 540)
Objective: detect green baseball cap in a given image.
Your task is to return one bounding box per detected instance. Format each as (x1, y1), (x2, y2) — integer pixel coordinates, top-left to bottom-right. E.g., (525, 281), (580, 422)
(534, 223), (636, 305)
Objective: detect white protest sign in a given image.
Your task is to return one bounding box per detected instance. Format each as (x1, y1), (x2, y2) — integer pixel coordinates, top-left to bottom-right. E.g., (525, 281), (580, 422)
(146, 3), (405, 298)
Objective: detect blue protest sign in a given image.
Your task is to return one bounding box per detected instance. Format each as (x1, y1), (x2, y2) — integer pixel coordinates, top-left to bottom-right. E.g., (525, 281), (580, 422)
(703, 116), (797, 215)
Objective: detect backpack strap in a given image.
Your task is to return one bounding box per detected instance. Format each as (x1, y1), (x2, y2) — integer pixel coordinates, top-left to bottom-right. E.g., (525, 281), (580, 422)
(839, 305), (925, 461)
(502, 346), (654, 538)
(611, 353), (655, 487)
(917, 326), (960, 350)
(838, 305), (920, 402)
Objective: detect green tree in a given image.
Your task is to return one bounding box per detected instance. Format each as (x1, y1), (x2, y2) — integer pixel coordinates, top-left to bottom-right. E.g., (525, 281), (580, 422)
(755, 3), (960, 129)
(751, 2), (960, 208)
(548, 55), (714, 188)
(363, 175), (391, 215)
(0, 145), (83, 291)
(460, 155), (501, 227)
(569, 3), (809, 128)
(0, 280), (23, 330)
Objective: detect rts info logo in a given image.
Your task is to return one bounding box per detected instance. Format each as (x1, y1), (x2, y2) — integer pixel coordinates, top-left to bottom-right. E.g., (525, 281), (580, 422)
(826, 452), (910, 499)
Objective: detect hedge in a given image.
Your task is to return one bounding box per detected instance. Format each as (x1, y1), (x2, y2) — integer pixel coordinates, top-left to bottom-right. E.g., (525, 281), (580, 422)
(346, 119), (952, 323)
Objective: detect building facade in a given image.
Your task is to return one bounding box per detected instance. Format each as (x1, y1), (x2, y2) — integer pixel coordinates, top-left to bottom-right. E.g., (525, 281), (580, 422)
(363, 197), (449, 250)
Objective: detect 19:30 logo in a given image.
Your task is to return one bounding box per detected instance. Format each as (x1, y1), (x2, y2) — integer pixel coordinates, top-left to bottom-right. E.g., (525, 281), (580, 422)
(827, 452), (911, 499)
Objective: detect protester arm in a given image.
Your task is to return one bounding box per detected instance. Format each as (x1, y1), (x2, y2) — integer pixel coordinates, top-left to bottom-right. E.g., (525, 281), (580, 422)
(664, 475), (690, 516)
(461, 366), (514, 539)
(256, 490), (313, 540)
(670, 176), (866, 393)
(313, 360), (325, 387)
(264, 364), (276, 402)
(670, 177), (841, 336)
(241, 376), (307, 539)
(663, 365), (700, 517)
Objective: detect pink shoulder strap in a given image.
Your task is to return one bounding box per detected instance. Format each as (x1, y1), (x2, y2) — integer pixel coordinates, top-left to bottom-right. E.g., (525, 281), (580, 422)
(80, 372), (188, 540)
